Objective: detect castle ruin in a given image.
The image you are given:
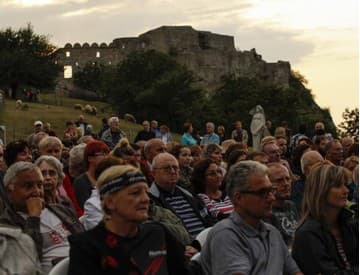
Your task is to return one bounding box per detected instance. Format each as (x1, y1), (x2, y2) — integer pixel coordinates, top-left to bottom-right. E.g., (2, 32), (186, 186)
(55, 26), (291, 92)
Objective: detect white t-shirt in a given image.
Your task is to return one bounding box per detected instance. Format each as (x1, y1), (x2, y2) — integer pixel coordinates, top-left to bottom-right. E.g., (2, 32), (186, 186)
(40, 208), (71, 274)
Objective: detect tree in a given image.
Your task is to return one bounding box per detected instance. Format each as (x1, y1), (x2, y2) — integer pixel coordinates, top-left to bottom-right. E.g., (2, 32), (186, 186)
(0, 24), (60, 98)
(104, 50), (209, 132)
(211, 74), (336, 136)
(73, 62), (103, 94)
(338, 108), (359, 141)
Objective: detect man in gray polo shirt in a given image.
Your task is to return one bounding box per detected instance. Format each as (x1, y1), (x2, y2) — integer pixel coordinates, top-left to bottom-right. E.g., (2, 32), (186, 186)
(200, 160), (303, 275)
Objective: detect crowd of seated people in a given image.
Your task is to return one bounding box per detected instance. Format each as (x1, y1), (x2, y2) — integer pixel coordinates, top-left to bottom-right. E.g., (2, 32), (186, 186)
(0, 117), (357, 274)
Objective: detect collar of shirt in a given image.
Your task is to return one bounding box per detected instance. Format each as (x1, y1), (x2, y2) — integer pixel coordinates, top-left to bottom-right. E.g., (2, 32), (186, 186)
(230, 211), (270, 238)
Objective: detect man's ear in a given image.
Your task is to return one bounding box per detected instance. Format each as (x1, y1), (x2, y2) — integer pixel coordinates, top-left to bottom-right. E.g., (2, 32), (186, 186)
(233, 191), (242, 205)
(5, 186), (13, 201)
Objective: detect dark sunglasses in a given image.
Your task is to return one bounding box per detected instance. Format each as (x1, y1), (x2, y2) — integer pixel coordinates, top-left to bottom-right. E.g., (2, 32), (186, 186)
(241, 186), (277, 198)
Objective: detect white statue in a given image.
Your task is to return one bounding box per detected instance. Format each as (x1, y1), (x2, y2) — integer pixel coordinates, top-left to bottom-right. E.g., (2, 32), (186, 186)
(250, 105), (270, 151)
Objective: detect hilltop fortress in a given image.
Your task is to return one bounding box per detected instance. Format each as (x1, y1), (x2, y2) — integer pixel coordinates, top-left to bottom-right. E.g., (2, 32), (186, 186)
(56, 26), (291, 92)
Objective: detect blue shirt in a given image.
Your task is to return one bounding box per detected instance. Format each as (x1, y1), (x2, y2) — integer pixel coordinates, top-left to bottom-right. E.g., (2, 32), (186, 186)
(181, 133), (197, 146)
(201, 133), (220, 145)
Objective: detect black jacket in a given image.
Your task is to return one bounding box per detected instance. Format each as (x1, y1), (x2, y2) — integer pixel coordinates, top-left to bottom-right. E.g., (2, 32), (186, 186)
(68, 221), (188, 275)
(292, 208), (358, 275)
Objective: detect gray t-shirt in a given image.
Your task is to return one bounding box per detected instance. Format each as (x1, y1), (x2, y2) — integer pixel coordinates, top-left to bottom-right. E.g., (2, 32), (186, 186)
(200, 211), (300, 275)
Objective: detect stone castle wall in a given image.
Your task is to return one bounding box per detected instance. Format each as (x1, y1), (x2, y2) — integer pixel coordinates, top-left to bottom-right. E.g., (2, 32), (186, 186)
(55, 26), (290, 92)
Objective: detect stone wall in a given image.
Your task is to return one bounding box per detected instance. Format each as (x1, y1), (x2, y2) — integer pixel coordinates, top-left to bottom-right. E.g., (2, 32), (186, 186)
(55, 26), (291, 92)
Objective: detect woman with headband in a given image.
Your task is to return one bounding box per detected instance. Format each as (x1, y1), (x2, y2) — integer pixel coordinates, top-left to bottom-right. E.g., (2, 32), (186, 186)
(68, 165), (188, 275)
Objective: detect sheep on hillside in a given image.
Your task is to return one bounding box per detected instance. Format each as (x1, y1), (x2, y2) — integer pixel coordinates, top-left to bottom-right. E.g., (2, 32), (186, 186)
(83, 104), (97, 115)
(74, 104), (83, 110)
(16, 100), (23, 109)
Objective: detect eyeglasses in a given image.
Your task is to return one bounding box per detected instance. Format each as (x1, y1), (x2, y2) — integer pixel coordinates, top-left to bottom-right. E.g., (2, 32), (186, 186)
(205, 169), (223, 176)
(41, 169), (57, 177)
(153, 165), (179, 173)
(241, 186), (277, 198)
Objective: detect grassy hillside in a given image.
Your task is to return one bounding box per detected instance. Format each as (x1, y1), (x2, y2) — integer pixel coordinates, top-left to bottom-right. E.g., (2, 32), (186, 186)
(0, 94), (144, 143)
(0, 94), (181, 144)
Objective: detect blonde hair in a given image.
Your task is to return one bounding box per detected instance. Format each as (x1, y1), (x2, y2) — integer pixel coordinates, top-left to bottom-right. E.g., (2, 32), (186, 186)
(39, 136), (63, 152)
(260, 136), (276, 151)
(97, 164), (140, 215)
(343, 156), (359, 171)
(300, 164), (347, 226)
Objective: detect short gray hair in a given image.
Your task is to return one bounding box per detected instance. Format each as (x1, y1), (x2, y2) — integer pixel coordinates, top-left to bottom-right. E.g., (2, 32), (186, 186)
(35, 155), (65, 183)
(226, 160), (268, 204)
(152, 152), (178, 168)
(69, 143), (87, 178)
(4, 162), (41, 189)
(108, 117), (119, 125)
(206, 122), (215, 129)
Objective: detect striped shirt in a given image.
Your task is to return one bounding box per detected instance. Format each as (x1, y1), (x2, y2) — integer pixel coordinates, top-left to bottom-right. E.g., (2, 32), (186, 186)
(163, 189), (205, 237)
(197, 193), (234, 219)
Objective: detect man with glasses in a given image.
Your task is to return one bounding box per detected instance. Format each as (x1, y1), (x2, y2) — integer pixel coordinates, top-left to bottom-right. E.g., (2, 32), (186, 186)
(149, 153), (214, 238)
(200, 160), (302, 275)
(265, 163), (298, 247)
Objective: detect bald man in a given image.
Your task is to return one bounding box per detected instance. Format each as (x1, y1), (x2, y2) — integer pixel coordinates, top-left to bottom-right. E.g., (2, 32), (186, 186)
(292, 150), (324, 211)
(149, 153), (214, 238)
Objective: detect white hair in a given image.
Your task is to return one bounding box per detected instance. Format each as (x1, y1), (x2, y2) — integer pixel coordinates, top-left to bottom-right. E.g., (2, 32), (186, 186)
(4, 162), (41, 190)
(206, 122), (215, 129)
(108, 117), (119, 126)
(35, 155), (65, 184)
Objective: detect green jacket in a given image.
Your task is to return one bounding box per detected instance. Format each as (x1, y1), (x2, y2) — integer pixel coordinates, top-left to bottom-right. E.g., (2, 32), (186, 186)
(148, 201), (193, 246)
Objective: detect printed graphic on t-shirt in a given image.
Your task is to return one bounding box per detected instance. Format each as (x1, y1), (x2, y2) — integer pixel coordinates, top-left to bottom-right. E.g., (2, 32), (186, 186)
(40, 208), (71, 272)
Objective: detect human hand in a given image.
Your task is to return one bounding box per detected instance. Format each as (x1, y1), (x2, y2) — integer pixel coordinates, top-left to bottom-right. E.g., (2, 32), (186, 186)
(26, 197), (44, 217)
(184, 246), (199, 259)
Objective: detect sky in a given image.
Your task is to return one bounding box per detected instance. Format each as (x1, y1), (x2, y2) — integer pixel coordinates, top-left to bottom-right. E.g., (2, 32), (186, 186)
(0, 0), (358, 126)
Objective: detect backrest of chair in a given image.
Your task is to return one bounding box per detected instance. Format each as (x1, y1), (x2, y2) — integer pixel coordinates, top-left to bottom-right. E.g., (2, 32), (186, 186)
(196, 227), (212, 247)
(48, 257), (69, 275)
(79, 215), (85, 224)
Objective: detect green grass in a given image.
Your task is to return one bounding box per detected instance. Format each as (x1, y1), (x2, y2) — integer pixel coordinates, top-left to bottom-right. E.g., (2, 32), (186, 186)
(0, 94), (141, 142)
(0, 94), (181, 143)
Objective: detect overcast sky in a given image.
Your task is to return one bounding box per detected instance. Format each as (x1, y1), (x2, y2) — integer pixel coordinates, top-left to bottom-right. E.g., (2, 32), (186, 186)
(1, 0), (358, 126)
